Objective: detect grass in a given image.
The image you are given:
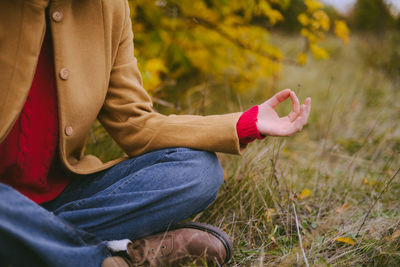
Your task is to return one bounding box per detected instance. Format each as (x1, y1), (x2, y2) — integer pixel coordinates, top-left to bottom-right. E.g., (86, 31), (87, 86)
(193, 33), (400, 266)
(86, 33), (400, 266)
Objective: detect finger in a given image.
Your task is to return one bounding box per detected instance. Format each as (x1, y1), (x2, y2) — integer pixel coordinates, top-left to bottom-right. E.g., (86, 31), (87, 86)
(285, 102), (311, 136)
(290, 91), (301, 114)
(288, 91), (300, 122)
(297, 104), (307, 128)
(296, 100), (310, 124)
(304, 97), (311, 122)
(266, 89), (291, 109)
(305, 97), (311, 116)
(288, 111), (298, 122)
(291, 104), (307, 133)
(284, 115), (304, 136)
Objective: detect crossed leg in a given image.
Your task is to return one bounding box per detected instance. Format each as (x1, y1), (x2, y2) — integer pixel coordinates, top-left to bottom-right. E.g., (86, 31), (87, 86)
(0, 148), (224, 267)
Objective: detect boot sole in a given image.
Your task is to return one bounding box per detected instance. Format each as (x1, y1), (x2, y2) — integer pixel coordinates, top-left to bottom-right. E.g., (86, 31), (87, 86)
(169, 222), (234, 264)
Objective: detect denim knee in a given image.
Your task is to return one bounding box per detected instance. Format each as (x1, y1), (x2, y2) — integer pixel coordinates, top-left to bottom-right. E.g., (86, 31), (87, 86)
(186, 149), (224, 206)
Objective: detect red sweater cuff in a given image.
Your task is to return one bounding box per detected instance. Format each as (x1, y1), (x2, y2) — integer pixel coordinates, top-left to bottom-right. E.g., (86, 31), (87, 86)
(236, 105), (265, 145)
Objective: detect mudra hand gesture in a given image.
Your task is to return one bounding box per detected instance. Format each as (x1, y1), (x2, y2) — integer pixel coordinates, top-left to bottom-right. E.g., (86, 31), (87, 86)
(257, 89), (311, 137)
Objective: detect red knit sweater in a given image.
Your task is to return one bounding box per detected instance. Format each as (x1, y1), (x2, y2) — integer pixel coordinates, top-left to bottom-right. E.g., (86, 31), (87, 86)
(0, 29), (262, 204)
(0, 29), (70, 204)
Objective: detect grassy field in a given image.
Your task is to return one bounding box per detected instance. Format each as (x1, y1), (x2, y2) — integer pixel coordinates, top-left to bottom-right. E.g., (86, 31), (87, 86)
(194, 33), (400, 266)
(87, 33), (400, 266)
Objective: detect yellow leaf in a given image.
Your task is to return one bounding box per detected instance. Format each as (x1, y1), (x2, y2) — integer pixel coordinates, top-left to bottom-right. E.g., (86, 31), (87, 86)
(363, 178), (369, 185)
(310, 44), (329, 60)
(300, 28), (309, 37)
(391, 230), (400, 241)
(297, 53), (307, 65)
(334, 20), (350, 44)
(145, 58), (167, 73)
(305, 0), (324, 12)
(300, 28), (318, 43)
(336, 203), (350, 213)
(258, 1), (283, 25)
(310, 20), (320, 30)
(143, 58), (168, 93)
(298, 13), (310, 26)
(299, 188), (312, 199)
(313, 10), (330, 31)
(335, 237), (355, 245)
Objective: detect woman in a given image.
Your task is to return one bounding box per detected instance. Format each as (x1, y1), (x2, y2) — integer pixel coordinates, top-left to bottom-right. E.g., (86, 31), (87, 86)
(0, 0), (311, 266)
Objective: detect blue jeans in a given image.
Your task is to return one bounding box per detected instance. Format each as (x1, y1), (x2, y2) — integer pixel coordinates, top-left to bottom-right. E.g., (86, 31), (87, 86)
(0, 148), (224, 267)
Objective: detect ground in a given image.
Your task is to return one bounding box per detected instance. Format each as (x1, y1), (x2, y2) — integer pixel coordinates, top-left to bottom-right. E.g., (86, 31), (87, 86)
(88, 33), (400, 266)
(195, 33), (400, 266)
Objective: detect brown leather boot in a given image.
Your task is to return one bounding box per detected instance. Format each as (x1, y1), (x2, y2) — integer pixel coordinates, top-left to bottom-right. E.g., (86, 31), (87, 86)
(102, 222), (233, 267)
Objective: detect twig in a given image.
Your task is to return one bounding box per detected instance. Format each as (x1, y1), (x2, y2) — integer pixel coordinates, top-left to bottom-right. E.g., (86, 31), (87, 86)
(292, 203), (310, 267)
(356, 166), (400, 236)
(174, 12), (299, 65)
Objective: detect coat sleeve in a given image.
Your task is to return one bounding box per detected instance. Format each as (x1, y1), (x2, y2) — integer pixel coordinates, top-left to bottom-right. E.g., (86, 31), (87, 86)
(98, 1), (244, 157)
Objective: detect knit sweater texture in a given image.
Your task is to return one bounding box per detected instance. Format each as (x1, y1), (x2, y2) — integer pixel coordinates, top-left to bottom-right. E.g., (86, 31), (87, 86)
(0, 29), (69, 204)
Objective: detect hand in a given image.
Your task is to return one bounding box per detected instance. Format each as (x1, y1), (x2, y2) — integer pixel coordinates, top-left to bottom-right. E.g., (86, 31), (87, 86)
(257, 89), (311, 137)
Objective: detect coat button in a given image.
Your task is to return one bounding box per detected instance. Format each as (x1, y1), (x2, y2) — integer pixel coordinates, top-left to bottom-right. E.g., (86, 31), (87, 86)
(59, 68), (70, 80)
(51, 10), (63, 22)
(65, 126), (73, 136)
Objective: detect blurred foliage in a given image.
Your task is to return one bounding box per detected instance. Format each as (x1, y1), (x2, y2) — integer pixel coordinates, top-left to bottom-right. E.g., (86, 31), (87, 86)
(351, 0), (396, 33)
(128, 0), (349, 111)
(349, 0), (400, 83)
(275, 0), (342, 32)
(361, 32), (400, 83)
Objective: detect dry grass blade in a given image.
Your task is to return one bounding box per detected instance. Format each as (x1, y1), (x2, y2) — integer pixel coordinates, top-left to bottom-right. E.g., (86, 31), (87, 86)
(293, 203), (309, 267)
(356, 166), (400, 236)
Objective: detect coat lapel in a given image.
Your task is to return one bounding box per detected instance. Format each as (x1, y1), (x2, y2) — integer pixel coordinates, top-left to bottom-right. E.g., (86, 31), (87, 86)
(0, 0), (47, 142)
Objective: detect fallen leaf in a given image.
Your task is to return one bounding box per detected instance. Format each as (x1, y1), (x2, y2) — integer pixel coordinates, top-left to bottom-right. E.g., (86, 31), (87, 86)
(299, 188), (312, 200)
(363, 178), (377, 186)
(335, 237), (355, 245)
(305, 205), (313, 213)
(391, 230), (400, 241)
(336, 203), (350, 213)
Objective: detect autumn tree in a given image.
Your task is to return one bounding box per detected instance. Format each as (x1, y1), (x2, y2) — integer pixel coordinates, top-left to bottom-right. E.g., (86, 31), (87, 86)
(128, 0), (349, 112)
(86, 0), (350, 161)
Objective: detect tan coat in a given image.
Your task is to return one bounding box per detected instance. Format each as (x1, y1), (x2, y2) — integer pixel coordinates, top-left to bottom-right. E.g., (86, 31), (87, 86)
(0, 0), (243, 175)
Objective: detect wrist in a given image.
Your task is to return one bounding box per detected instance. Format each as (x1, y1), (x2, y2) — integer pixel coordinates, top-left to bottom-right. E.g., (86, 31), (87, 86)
(236, 105), (265, 145)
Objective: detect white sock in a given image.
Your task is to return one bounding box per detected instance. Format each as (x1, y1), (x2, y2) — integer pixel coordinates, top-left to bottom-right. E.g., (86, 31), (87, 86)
(107, 239), (131, 252)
